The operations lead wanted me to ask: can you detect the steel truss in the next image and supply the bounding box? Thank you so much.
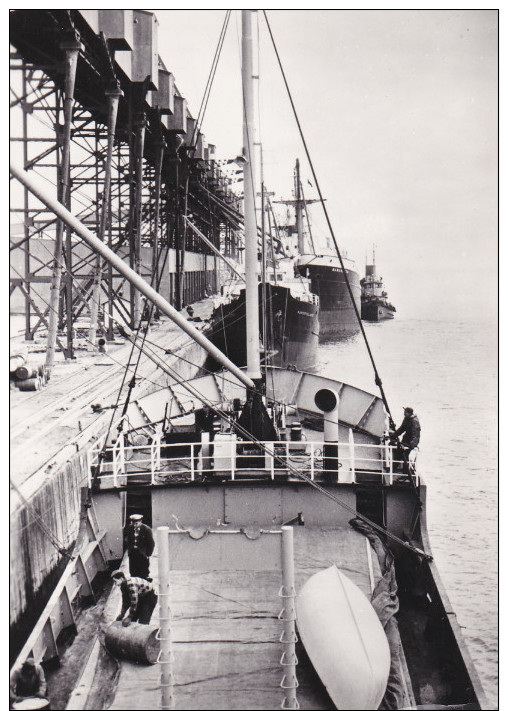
[10,10,243,365]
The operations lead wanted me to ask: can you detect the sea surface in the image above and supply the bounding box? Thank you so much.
[316,317,498,709]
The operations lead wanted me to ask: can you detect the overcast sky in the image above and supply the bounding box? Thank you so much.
[155,9,498,321]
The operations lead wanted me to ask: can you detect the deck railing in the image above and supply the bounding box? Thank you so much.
[88,435,418,489]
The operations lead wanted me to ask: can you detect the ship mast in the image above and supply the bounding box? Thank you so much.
[295,158,305,254]
[242,9,261,382]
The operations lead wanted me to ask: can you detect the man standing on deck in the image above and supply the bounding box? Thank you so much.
[111,571,158,626]
[392,407,420,472]
[123,514,155,581]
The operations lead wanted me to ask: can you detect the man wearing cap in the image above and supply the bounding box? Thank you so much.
[10,658,48,707]
[123,514,155,581]
[111,571,158,626]
[392,407,421,472]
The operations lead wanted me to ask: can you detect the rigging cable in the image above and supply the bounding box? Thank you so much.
[262,11,396,430]
[191,11,231,146]
[94,8,237,471]
[111,347,429,561]
[10,479,74,560]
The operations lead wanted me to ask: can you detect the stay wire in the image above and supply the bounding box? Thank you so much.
[122,329,406,473]
[262,11,395,430]
[10,478,73,559]
[118,349,428,561]
[192,11,231,146]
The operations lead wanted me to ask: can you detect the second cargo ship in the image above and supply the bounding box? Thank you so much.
[288,160,361,338]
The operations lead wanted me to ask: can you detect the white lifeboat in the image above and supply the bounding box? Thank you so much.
[296,565,390,710]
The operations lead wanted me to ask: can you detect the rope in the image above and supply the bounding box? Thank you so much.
[192,11,231,146]
[10,478,74,560]
[102,328,428,561]
[262,11,396,430]
[135,354,430,560]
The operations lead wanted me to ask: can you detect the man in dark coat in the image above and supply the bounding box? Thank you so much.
[123,513,155,580]
[394,407,421,450]
[10,658,48,707]
[111,570,158,626]
[392,407,421,473]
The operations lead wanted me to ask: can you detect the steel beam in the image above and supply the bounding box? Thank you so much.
[11,162,256,390]
[89,86,122,347]
[45,36,82,369]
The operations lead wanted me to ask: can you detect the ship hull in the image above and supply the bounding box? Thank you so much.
[296,263,361,338]
[209,284,319,371]
[361,300,396,322]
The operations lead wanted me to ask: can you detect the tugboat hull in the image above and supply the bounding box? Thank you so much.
[361,300,396,322]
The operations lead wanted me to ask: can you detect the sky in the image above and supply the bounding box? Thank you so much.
[153,9,498,321]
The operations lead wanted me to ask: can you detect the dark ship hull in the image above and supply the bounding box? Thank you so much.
[296,261,361,338]
[209,283,319,371]
[361,299,396,322]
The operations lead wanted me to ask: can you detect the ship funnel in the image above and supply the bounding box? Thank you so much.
[314,388,340,482]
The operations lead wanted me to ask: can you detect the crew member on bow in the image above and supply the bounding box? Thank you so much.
[111,570,158,626]
[392,406,421,472]
[123,513,155,581]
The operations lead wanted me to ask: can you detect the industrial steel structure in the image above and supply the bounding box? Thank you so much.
[10,9,243,366]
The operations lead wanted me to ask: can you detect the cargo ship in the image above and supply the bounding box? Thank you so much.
[9,10,488,711]
[361,250,396,321]
[289,160,361,338]
[208,262,319,372]
[11,155,488,710]
[297,252,361,337]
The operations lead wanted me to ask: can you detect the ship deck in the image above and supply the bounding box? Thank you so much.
[106,525,415,710]
[10,298,215,493]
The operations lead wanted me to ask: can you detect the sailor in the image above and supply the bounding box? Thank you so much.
[394,407,421,450]
[111,571,158,626]
[10,658,48,708]
[392,407,420,473]
[123,514,155,581]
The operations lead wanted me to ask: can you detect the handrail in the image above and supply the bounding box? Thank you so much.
[89,439,418,488]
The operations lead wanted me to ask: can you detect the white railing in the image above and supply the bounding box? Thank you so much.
[88,437,418,489]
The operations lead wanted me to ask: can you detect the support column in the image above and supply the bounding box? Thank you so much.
[21,62,32,341]
[130,114,146,326]
[156,526,174,710]
[89,85,123,347]
[45,35,81,369]
[280,526,298,710]
[150,135,166,319]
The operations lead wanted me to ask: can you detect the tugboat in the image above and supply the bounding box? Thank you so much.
[360,248,396,321]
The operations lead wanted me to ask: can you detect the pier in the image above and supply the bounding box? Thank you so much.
[10,8,242,664]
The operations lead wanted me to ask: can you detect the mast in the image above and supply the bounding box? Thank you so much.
[242,9,261,382]
[295,158,305,254]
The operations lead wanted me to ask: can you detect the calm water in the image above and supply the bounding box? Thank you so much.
[316,317,498,708]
